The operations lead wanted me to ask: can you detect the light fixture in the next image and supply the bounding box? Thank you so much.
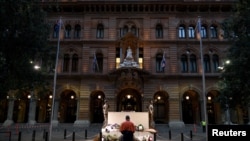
[207,96,211,101]
[34,65,40,70]
[98,95,101,99]
[49,95,52,99]
[28,95,31,99]
[185,96,189,100]
[71,95,74,99]
[157,96,161,100]
[127,95,131,99]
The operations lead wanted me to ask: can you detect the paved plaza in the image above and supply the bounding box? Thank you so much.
[0,123,206,141]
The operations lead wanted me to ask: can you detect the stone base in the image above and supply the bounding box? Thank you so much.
[51,120,59,127]
[28,120,37,125]
[3,120,14,127]
[74,120,90,127]
[169,121,185,130]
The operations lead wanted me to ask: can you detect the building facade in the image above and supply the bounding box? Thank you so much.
[2,0,249,126]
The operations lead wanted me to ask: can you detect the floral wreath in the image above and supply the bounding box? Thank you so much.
[136,124,144,131]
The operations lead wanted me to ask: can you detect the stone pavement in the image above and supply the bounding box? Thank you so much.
[0,123,206,141]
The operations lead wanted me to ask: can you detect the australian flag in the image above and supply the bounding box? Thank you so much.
[93,53,99,72]
[54,19,62,38]
[196,18,201,40]
[161,52,166,72]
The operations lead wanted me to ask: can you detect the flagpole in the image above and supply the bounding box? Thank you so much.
[198,16,208,141]
[49,17,61,141]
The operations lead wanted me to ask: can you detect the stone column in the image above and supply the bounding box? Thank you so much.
[51,99,59,126]
[3,98,15,126]
[28,95,37,125]
[224,104,232,124]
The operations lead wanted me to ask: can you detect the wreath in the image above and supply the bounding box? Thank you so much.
[136,124,144,131]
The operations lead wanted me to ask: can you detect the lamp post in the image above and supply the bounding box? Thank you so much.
[49,17,62,141]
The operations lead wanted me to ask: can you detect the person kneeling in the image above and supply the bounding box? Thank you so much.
[120,115,135,141]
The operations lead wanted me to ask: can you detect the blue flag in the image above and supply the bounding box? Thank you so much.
[93,53,99,72]
[161,52,166,71]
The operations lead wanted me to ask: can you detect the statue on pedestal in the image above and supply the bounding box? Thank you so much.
[120,46,139,68]
[148,100,155,128]
[103,99,109,128]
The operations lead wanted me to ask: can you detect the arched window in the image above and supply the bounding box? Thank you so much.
[53,24,59,38]
[181,54,188,72]
[72,54,78,72]
[131,25,137,36]
[200,25,207,38]
[96,24,104,39]
[65,24,71,39]
[212,54,219,72]
[74,24,81,39]
[204,54,211,72]
[156,53,165,73]
[178,25,186,38]
[190,54,197,73]
[210,25,218,38]
[93,53,103,73]
[123,25,129,36]
[156,24,163,38]
[63,54,70,72]
[188,26,195,39]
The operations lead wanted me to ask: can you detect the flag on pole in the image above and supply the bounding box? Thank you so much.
[93,53,99,72]
[196,18,201,40]
[161,52,166,72]
[54,19,62,38]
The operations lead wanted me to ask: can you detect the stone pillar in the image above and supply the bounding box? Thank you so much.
[224,104,232,124]
[51,99,59,126]
[3,99,15,126]
[28,96,37,125]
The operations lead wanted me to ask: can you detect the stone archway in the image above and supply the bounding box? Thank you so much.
[90,90,105,123]
[58,90,77,123]
[182,90,201,124]
[117,88,142,112]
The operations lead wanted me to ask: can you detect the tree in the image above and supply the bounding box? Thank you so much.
[218,0,250,108]
[0,0,52,98]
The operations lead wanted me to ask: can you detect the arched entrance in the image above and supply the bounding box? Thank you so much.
[59,90,77,123]
[207,90,221,124]
[153,91,169,123]
[13,92,29,123]
[90,91,105,123]
[117,88,142,112]
[182,90,201,124]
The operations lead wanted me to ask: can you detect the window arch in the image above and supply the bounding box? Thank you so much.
[210,25,218,38]
[72,54,79,72]
[74,24,81,39]
[212,54,219,72]
[188,26,195,39]
[178,25,186,38]
[93,53,103,73]
[204,54,211,72]
[63,54,70,72]
[131,25,137,36]
[122,25,129,36]
[181,54,188,72]
[53,24,59,38]
[190,54,197,73]
[200,25,207,38]
[65,24,71,39]
[156,24,163,39]
[156,53,165,73]
[96,24,104,39]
